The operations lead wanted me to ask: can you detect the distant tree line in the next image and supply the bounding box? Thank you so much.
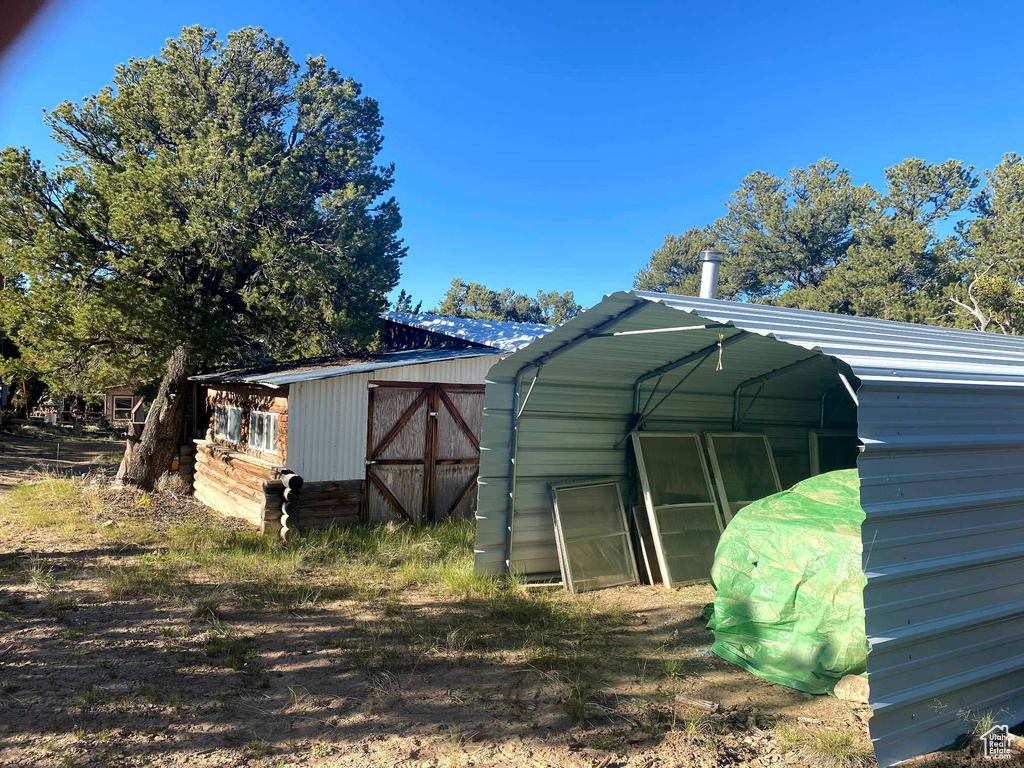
[394,279,581,325]
[634,156,1024,334]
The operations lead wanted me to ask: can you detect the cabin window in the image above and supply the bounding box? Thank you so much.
[214,405,242,443]
[112,396,134,421]
[248,410,279,454]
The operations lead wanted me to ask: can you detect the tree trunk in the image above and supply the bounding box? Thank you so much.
[114,423,145,484]
[117,346,196,491]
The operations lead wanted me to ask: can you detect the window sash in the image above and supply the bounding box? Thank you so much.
[214,405,242,443]
[112,396,134,421]
[248,410,278,453]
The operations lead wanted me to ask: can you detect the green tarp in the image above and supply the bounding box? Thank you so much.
[705,469,869,694]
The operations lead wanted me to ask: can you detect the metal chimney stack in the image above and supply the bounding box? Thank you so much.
[698,250,724,299]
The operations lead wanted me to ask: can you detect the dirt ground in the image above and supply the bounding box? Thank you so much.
[0,432,1010,767]
[0,425,123,489]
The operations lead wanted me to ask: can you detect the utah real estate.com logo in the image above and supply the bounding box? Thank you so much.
[979,725,1015,760]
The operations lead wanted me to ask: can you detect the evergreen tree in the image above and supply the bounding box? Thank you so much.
[0,27,405,488]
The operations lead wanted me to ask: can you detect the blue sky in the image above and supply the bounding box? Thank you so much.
[2,1,1021,310]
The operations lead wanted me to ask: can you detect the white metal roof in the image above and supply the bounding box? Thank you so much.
[190,348,498,388]
[382,311,553,352]
[494,290,1024,387]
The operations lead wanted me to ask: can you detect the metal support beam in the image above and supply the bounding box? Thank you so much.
[517,369,541,420]
[820,383,845,428]
[504,300,650,572]
[592,323,730,338]
[731,354,824,429]
[837,372,860,406]
[632,331,750,415]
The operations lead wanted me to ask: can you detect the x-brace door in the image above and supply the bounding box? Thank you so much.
[365,382,484,523]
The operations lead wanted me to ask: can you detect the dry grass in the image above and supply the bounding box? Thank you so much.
[776,722,875,767]
[0,473,888,768]
[0,476,626,673]
[1,475,505,609]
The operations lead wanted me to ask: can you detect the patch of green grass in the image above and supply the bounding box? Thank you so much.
[775,723,874,767]
[24,559,59,590]
[662,658,682,678]
[3,478,631,690]
[243,739,274,758]
[588,733,621,750]
[59,626,86,642]
[103,556,189,601]
[139,685,160,704]
[75,686,99,709]
[203,633,263,673]
[45,591,78,611]
[4,480,497,606]
[564,677,591,727]
[679,710,714,743]
[309,742,334,758]
[3,476,104,536]
[189,587,231,624]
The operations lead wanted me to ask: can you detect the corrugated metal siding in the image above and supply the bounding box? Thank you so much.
[288,354,500,482]
[857,383,1024,765]
[475,290,1024,767]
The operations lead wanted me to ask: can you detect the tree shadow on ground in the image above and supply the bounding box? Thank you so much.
[0,548,885,767]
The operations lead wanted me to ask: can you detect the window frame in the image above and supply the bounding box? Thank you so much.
[247,410,279,454]
[632,431,726,589]
[549,478,639,594]
[704,431,782,522]
[213,404,242,443]
[112,396,134,422]
[809,429,860,475]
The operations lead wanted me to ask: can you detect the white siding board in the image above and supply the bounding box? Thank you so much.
[287,355,500,482]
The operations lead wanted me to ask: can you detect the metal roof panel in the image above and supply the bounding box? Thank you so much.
[191,348,498,387]
[382,311,553,352]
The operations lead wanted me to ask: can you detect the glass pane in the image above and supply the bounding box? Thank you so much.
[250,414,262,448]
[637,435,712,505]
[818,435,860,473]
[774,452,805,490]
[555,484,625,541]
[729,501,748,518]
[711,435,779,501]
[564,535,635,591]
[228,408,241,442]
[654,504,721,584]
[553,482,636,592]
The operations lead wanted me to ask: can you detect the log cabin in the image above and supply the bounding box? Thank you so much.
[188,313,552,536]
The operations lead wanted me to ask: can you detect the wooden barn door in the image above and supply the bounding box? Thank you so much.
[365,382,484,524]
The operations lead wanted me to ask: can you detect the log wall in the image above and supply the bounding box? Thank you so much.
[176,443,196,489]
[295,480,363,528]
[192,440,363,535]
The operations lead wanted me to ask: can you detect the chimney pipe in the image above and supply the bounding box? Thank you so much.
[698,250,724,299]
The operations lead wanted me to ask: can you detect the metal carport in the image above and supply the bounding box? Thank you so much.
[473,290,1024,767]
